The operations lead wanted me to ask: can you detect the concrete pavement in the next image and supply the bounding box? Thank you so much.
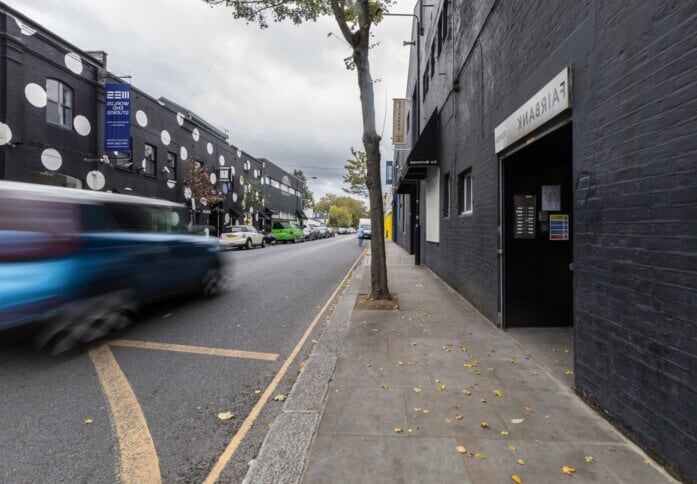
[245,241,676,483]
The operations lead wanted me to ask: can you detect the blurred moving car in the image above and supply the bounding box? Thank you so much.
[0,181,223,353]
[220,225,266,249]
[272,219,303,243]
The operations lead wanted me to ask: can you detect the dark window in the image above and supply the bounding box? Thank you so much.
[443,172,450,218]
[166,152,177,181]
[437,15,443,56]
[423,68,429,100]
[458,169,473,214]
[46,79,73,129]
[442,0,448,40]
[144,143,156,176]
[430,44,435,77]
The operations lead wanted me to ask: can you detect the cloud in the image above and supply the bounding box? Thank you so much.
[7,0,412,201]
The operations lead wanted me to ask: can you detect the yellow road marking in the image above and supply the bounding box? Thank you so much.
[107,339,279,361]
[89,344,161,484]
[203,252,363,483]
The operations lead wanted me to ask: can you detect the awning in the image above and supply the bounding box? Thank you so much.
[401,109,439,181]
[296,210,308,220]
[229,206,243,218]
[395,180,417,194]
[259,207,275,219]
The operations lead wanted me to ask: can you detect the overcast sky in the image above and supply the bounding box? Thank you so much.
[7,0,414,203]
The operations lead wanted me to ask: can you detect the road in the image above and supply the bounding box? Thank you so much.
[0,234,362,482]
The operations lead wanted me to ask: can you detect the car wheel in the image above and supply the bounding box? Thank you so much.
[261,238,266,248]
[202,267,222,297]
[245,238,253,249]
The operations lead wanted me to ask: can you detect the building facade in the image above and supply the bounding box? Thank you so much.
[0,2,303,231]
[393,1,696,480]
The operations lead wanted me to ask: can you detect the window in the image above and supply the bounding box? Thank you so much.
[46,79,73,129]
[144,143,156,176]
[437,16,443,56]
[271,179,280,189]
[280,184,289,193]
[459,169,473,214]
[423,68,429,100]
[430,44,435,78]
[166,152,177,181]
[442,172,450,218]
[442,0,448,40]
[425,168,440,242]
[31,171,82,189]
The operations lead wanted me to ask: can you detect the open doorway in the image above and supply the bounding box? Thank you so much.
[502,124,573,328]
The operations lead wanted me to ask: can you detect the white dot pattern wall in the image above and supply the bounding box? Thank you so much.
[73,115,91,136]
[24,83,47,108]
[136,110,148,127]
[64,53,83,75]
[41,148,62,171]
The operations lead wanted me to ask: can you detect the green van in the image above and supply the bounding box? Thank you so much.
[271,219,304,243]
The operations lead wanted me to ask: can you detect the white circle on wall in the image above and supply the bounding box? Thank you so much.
[161,130,171,146]
[192,128,200,142]
[172,212,180,226]
[180,146,188,161]
[240,175,245,185]
[232,192,238,202]
[73,115,91,136]
[249,206,254,214]
[231,166,236,176]
[64,52,83,75]
[219,155,225,166]
[184,187,192,199]
[225,213,230,224]
[0,122,12,145]
[207,142,213,155]
[236,149,241,158]
[25,83,47,108]
[176,112,185,126]
[13,17,36,36]
[41,148,62,171]
[86,170,106,190]
[167,180,176,189]
[135,110,148,127]
[210,173,217,184]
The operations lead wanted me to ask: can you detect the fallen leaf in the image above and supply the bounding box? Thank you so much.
[411,342,417,346]
[273,394,286,401]
[512,475,523,484]
[501,430,510,436]
[463,389,472,396]
[532,372,539,376]
[608,446,616,452]
[407,428,413,433]
[511,418,525,424]
[564,348,571,353]
[480,421,489,429]
[494,390,503,397]
[397,361,404,366]
[84,418,93,425]
[436,385,447,392]
[456,445,467,454]
[381,384,388,389]
[413,387,422,393]
[509,357,517,364]
[643,458,650,465]
[454,415,463,421]
[480,399,487,403]
[562,465,575,475]
[508,444,517,452]
[445,418,452,423]
[394,428,403,433]
[434,379,441,383]
[565,370,574,375]
[584,456,593,463]
[217,412,235,421]
[475,452,486,459]
[422,409,429,414]
[372,328,379,332]
[517,459,525,465]
[460,347,467,352]
[524,406,534,413]
[254,390,261,395]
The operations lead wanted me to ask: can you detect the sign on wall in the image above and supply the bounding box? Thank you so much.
[392,99,408,144]
[549,214,569,240]
[105,84,131,151]
[494,68,571,153]
[385,160,393,185]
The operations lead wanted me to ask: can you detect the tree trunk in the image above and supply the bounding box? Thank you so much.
[354,27,390,300]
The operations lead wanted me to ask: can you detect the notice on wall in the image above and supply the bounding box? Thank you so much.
[514,194,536,239]
[392,99,408,144]
[549,214,569,240]
[105,83,131,151]
[541,185,561,211]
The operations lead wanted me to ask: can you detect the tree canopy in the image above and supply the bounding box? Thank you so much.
[342,147,368,197]
[328,205,353,227]
[292,169,315,209]
[315,194,367,227]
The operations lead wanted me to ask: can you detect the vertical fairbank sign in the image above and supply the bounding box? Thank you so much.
[392,99,408,145]
[105,84,131,152]
[494,68,571,153]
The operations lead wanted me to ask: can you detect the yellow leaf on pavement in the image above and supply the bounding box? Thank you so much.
[517,459,525,465]
[475,452,486,459]
[565,370,574,375]
[381,384,388,389]
[273,394,286,401]
[494,390,503,397]
[512,475,523,484]
[394,428,403,433]
[643,458,650,464]
[508,444,516,452]
[84,418,93,424]
[454,415,463,421]
[217,412,235,421]
[463,389,472,396]
[562,465,575,475]
[413,387,422,393]
[584,456,593,463]
[254,390,261,394]
[481,421,489,429]
[501,430,510,436]
[456,445,467,454]
[422,409,429,414]
[436,385,447,392]
[524,406,534,413]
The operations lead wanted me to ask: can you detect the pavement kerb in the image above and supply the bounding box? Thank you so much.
[242,251,367,484]
[419,262,679,483]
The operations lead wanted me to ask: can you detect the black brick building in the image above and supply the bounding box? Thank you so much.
[0,2,303,231]
[393,0,696,480]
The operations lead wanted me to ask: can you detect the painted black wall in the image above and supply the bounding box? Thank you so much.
[397,0,697,479]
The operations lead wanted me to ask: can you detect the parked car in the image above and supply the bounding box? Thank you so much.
[338,227,347,234]
[317,226,330,239]
[220,225,266,249]
[359,218,372,239]
[262,231,276,246]
[271,220,303,243]
[0,181,223,354]
[303,227,316,241]
[348,227,356,234]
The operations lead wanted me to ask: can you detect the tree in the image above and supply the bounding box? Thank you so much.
[328,205,352,227]
[314,193,338,213]
[204,0,392,300]
[292,169,315,209]
[342,147,368,197]
[315,194,367,227]
[183,158,225,224]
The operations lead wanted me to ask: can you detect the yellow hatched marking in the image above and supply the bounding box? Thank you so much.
[89,344,161,484]
[107,339,279,361]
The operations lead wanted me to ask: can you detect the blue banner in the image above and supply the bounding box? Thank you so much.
[105,84,131,151]
[385,160,393,185]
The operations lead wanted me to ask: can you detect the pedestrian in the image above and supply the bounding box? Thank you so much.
[357,227,364,247]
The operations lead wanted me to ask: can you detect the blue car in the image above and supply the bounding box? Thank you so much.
[0,181,223,353]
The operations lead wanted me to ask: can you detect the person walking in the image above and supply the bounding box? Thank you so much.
[357,227,365,247]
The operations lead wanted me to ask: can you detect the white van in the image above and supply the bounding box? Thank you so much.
[358,218,372,239]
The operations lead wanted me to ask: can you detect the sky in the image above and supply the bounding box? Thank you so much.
[6,0,414,203]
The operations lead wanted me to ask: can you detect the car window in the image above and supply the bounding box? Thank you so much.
[224,226,244,233]
[248,227,257,233]
[273,221,290,229]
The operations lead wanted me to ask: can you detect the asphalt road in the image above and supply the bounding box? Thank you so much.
[0,234,362,482]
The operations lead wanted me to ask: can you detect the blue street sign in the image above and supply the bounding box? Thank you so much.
[105,84,131,152]
[386,160,393,185]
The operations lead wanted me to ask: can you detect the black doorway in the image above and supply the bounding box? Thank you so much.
[503,124,573,327]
